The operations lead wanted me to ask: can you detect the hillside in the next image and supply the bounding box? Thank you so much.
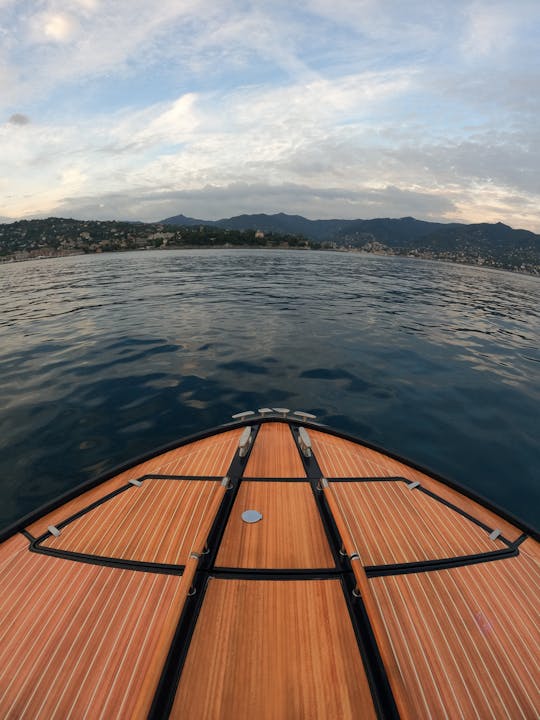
[162,212,540,274]
[0,214,538,275]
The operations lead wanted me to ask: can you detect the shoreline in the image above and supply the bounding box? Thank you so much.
[0,244,538,278]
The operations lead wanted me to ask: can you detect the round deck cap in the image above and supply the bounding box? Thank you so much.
[241,509,263,523]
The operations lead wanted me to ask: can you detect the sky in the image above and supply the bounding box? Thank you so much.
[1,0,539,230]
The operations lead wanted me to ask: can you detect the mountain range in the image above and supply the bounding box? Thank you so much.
[1,213,538,275]
[161,212,540,272]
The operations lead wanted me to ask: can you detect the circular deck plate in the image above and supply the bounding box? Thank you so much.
[241,510,263,523]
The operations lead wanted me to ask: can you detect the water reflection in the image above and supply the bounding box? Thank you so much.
[0,250,538,529]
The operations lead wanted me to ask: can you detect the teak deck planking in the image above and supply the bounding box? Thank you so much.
[310,429,523,542]
[171,578,377,719]
[330,479,505,566]
[215,481,334,568]
[41,478,220,565]
[1,419,537,719]
[243,422,306,477]
[26,428,242,538]
[370,555,540,719]
[0,534,186,720]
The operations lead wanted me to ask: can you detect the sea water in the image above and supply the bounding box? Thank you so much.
[0,249,538,529]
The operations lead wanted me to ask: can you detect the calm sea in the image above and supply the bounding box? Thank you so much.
[1,249,538,530]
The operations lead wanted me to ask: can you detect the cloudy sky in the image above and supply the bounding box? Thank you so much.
[1,0,539,230]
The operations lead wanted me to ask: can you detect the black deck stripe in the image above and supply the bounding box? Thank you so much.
[365,545,520,577]
[238,476,310,482]
[290,422,400,720]
[210,567,341,579]
[28,543,186,575]
[34,483,134,539]
[416,485,513,545]
[147,424,261,720]
[147,572,210,720]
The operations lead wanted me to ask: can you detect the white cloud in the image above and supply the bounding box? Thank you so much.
[0,1,539,231]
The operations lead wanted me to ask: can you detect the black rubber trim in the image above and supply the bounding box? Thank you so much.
[292,424,399,719]
[35,483,134,537]
[201,424,261,570]
[341,572,400,720]
[28,474,231,574]
[326,476,411,482]
[29,543,186,575]
[289,418,539,540]
[147,424,261,718]
[326,475,513,547]
[239,476,309,482]
[211,567,341,580]
[416,484,513,546]
[147,572,210,720]
[289,424,343,568]
[138,474,224,481]
[365,545,521,577]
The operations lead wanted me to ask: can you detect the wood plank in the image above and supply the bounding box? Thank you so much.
[171,578,377,719]
[27,428,242,537]
[244,423,306,477]
[331,480,505,566]
[215,481,334,568]
[0,549,187,719]
[370,555,540,719]
[41,479,220,565]
[310,430,523,541]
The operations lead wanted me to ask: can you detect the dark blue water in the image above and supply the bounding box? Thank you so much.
[1,250,538,530]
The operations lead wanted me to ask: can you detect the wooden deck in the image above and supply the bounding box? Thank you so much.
[244,423,306,477]
[330,479,506,566]
[27,428,242,538]
[171,578,377,719]
[1,418,538,719]
[41,478,220,565]
[370,555,540,718]
[0,534,186,720]
[215,481,334,568]
[310,429,524,542]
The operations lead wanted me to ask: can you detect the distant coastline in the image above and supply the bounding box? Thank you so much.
[1,216,538,276]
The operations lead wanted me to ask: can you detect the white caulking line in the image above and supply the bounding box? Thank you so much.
[172,483,213,565]
[401,485,453,559]
[489,558,540,650]
[376,482,428,563]
[0,553,70,648]
[67,488,133,554]
[460,563,539,707]
[64,570,148,718]
[0,556,90,674]
[95,573,166,720]
[158,480,194,563]
[377,577,438,719]
[122,479,172,560]
[335,485,377,565]
[432,567,521,717]
[98,482,156,558]
[389,574,451,719]
[111,577,182,719]
[3,561,105,715]
[35,567,136,718]
[409,571,485,719]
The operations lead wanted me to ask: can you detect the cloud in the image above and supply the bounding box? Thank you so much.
[0,1,539,232]
[8,113,30,125]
